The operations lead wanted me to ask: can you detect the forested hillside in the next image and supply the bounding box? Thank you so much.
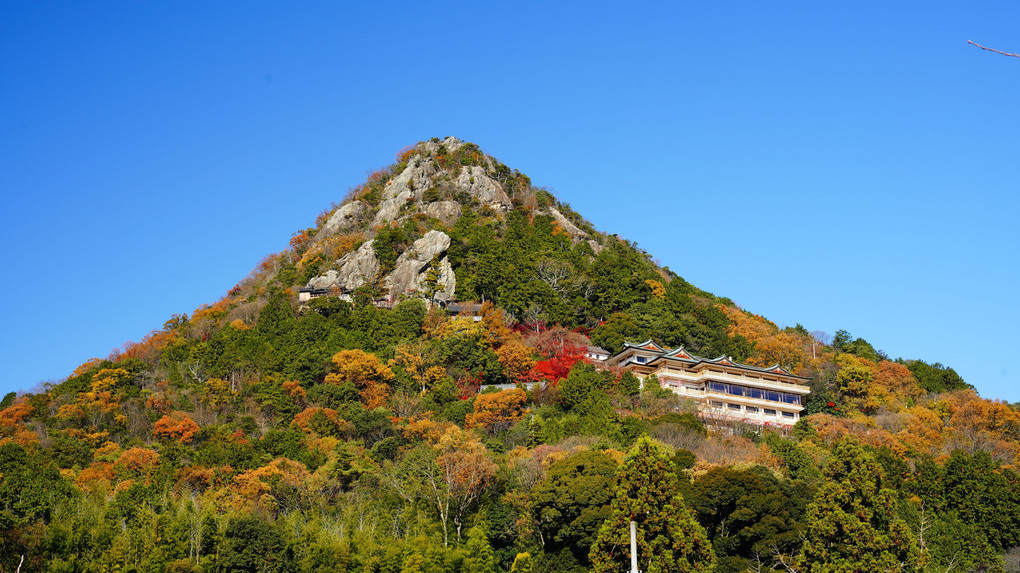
[2,138,1018,572]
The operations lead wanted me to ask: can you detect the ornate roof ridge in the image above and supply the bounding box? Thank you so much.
[621,339,665,351]
[620,341,810,380]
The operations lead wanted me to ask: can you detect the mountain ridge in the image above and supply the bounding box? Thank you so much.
[4,136,1015,573]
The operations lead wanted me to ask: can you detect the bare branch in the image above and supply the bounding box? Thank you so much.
[772,544,801,573]
[968,40,1020,58]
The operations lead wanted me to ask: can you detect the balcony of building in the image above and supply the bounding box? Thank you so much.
[651,367,810,395]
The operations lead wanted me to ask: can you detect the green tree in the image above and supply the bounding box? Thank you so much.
[619,371,641,397]
[511,552,534,573]
[941,449,1020,551]
[687,465,808,573]
[532,450,618,565]
[0,444,74,571]
[904,360,969,393]
[590,312,642,354]
[589,437,715,573]
[558,362,608,412]
[463,523,496,573]
[217,516,289,573]
[798,438,918,572]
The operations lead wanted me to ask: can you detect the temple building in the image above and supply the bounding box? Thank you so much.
[606,340,811,428]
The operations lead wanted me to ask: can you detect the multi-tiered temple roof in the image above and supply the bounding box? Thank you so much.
[608,340,811,428]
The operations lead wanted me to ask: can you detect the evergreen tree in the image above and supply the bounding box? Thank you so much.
[511,552,534,573]
[402,552,425,573]
[798,437,918,572]
[589,437,715,573]
[463,523,496,573]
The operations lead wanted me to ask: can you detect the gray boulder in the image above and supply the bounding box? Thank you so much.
[456,166,511,210]
[322,201,370,236]
[372,189,414,226]
[423,201,462,226]
[386,230,456,299]
[308,240,379,291]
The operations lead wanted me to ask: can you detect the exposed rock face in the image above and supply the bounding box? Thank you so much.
[323,201,370,235]
[456,166,511,210]
[372,189,413,226]
[547,207,588,243]
[306,138,611,301]
[307,270,339,290]
[308,240,379,291]
[391,156,440,203]
[423,201,462,226]
[372,149,439,224]
[386,230,456,299]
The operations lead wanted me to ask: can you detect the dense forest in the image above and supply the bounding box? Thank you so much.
[2,138,1018,572]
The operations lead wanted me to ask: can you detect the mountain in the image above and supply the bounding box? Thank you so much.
[0,138,1015,573]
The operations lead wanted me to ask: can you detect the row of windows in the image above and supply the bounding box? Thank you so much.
[709,401,797,419]
[707,382,801,405]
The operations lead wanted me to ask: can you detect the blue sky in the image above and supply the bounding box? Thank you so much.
[2,1,1018,401]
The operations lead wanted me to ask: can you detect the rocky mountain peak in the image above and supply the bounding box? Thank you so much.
[300,138,603,303]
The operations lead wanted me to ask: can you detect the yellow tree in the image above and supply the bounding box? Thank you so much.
[479,301,512,348]
[393,341,448,394]
[81,368,130,426]
[438,427,499,543]
[465,389,528,435]
[201,378,233,410]
[496,339,535,383]
[325,349,396,409]
[381,426,497,546]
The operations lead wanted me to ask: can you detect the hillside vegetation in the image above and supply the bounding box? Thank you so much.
[2,138,1018,572]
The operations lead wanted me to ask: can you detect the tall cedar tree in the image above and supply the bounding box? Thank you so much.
[589,437,715,573]
[798,437,919,572]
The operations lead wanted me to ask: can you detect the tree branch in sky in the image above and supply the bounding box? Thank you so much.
[968,40,1020,58]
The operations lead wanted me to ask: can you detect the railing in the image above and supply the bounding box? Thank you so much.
[702,391,802,409]
[652,367,810,394]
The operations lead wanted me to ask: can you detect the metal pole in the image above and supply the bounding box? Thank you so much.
[630,520,639,573]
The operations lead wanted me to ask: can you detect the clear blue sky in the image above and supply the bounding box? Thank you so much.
[2,2,1018,402]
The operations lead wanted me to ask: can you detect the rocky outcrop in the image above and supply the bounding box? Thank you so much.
[547,207,588,243]
[456,166,511,210]
[386,230,456,299]
[360,138,510,226]
[304,138,615,301]
[323,201,370,235]
[308,240,379,291]
[391,156,440,203]
[372,189,413,226]
[423,201,462,226]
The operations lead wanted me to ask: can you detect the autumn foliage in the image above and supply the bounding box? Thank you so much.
[292,407,352,437]
[325,349,395,408]
[5,139,1019,573]
[465,389,528,435]
[115,447,161,476]
[153,411,200,443]
[0,396,37,447]
[720,305,809,370]
[530,343,587,385]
